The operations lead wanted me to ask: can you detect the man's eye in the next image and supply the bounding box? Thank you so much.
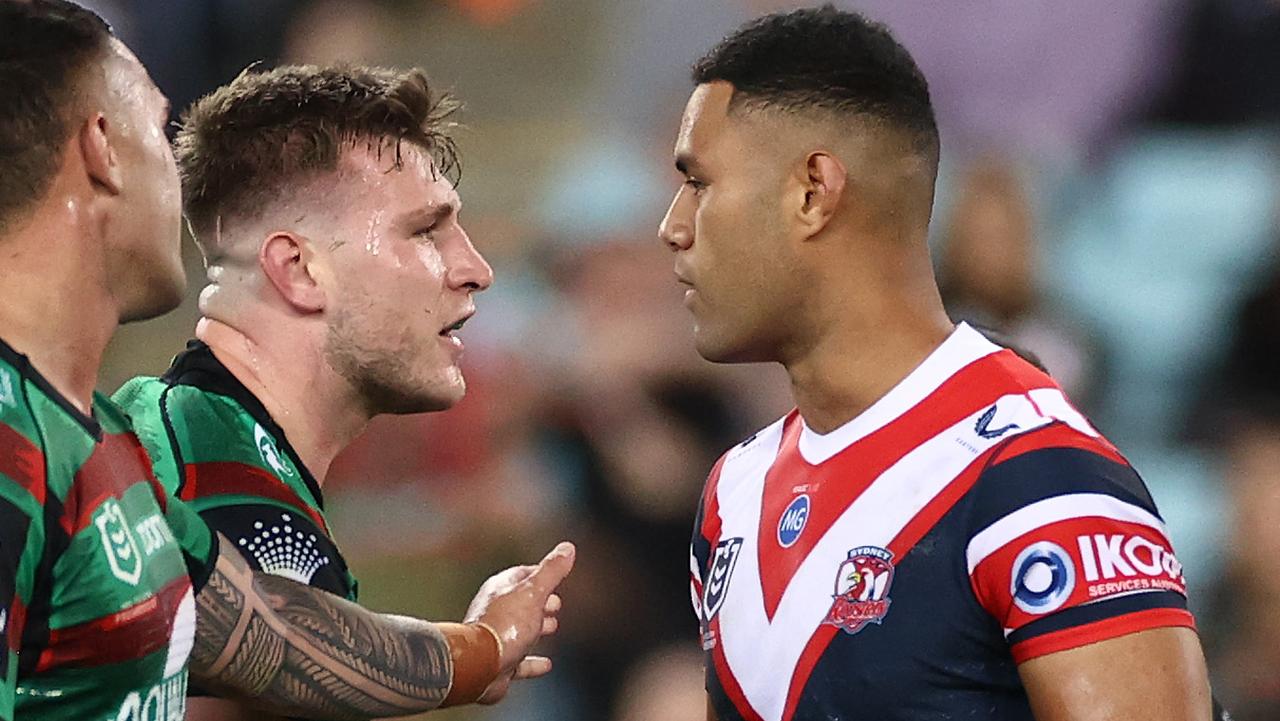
[414,226,437,238]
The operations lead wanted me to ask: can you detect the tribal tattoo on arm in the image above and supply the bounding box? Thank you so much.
[189,535,454,720]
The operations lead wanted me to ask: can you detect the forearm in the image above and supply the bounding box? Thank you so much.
[189,539,458,720]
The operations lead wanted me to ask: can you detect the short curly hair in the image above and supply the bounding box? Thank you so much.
[0,0,112,232]
[175,64,461,250]
[693,4,938,162]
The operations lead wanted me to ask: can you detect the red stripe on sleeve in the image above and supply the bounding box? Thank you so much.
[0,423,45,505]
[181,461,330,534]
[1010,607,1196,663]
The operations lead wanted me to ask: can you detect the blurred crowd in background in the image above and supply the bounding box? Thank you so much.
[78,0,1280,719]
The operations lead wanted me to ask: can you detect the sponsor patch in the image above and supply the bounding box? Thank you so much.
[1010,541,1075,615]
[777,494,810,548]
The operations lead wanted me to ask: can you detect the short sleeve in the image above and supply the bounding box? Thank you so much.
[156,491,217,593]
[964,436,1194,663]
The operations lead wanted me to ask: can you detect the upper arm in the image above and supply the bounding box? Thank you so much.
[1018,626,1211,721]
[965,441,1194,663]
[0,419,44,721]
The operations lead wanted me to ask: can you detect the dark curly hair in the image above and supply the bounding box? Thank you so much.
[175,64,461,252]
[693,4,938,161]
[0,0,112,232]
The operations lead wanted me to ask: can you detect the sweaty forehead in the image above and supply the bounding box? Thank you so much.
[333,142,457,204]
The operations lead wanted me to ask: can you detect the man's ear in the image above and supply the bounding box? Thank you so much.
[797,151,847,237]
[79,113,123,195]
[260,231,326,313]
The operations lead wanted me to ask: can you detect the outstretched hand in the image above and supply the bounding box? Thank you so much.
[462,542,576,704]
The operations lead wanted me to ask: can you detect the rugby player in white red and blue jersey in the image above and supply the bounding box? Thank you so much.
[661,7,1218,721]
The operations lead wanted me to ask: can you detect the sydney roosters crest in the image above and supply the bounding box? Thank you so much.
[823,546,895,634]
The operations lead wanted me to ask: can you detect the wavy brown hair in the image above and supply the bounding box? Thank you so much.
[175,64,460,252]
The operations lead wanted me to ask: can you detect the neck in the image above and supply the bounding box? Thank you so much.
[784,245,954,435]
[196,316,370,482]
[0,199,117,414]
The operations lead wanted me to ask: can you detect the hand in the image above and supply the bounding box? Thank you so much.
[462,542,575,704]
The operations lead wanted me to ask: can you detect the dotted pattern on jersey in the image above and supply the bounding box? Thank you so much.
[236,512,331,584]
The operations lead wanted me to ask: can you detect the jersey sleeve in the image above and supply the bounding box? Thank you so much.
[0,421,45,721]
[964,428,1194,663]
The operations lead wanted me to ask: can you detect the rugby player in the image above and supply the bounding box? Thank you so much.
[110,61,510,721]
[0,2,569,719]
[662,7,1216,721]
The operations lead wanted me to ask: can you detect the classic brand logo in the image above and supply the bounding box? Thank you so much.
[254,423,294,478]
[974,403,1020,439]
[95,499,142,586]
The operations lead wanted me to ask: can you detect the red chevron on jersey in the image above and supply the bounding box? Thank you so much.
[696,323,1120,721]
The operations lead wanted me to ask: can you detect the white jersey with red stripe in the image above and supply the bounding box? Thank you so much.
[689,323,1194,721]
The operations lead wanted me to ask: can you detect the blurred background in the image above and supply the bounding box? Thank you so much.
[85,0,1279,718]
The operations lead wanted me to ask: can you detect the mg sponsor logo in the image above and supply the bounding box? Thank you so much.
[95,499,142,586]
[1077,534,1185,598]
[777,494,810,548]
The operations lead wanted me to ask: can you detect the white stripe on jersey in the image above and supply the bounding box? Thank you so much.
[1027,388,1100,438]
[715,393,1057,721]
[796,323,1002,465]
[965,493,1168,574]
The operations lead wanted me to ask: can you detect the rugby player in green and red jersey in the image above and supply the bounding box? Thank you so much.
[0,2,571,719]
[111,61,508,721]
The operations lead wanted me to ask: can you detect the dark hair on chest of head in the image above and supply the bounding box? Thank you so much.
[0,0,112,233]
[692,4,938,161]
[175,64,460,247]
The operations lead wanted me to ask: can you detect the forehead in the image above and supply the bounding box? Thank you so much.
[675,82,735,160]
[334,141,458,206]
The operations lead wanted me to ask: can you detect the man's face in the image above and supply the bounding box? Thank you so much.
[101,39,185,322]
[659,82,803,364]
[320,142,493,415]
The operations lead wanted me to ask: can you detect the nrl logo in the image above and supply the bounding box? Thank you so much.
[254,423,294,478]
[95,499,142,586]
[702,537,744,622]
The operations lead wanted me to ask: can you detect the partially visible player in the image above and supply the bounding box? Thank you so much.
[0,2,569,720]
[662,7,1214,721]
[110,63,501,721]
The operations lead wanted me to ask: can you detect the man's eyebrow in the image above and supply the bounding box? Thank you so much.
[393,202,457,228]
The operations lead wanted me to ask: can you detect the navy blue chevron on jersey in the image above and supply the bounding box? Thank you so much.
[688,323,1194,721]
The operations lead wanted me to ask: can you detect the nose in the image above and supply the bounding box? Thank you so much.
[447,227,494,292]
[659,186,694,252]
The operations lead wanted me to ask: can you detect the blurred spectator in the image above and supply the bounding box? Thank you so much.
[939,157,1101,407]
[1152,0,1280,126]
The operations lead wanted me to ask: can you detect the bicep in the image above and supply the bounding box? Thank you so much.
[1018,626,1211,721]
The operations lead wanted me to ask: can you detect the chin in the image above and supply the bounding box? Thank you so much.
[119,276,187,323]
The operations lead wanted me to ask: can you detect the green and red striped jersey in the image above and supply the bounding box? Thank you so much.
[114,341,357,604]
[0,338,215,721]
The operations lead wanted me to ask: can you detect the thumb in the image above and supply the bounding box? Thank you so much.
[528,542,575,593]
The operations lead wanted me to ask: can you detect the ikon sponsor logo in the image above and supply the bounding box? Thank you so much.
[1076,534,1184,584]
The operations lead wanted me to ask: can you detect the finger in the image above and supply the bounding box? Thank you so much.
[528,542,575,593]
[542,615,559,635]
[544,594,562,615]
[513,656,552,679]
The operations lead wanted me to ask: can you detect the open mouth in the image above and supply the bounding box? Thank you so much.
[440,313,472,337]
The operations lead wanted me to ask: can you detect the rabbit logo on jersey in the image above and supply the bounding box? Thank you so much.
[823,546,895,634]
